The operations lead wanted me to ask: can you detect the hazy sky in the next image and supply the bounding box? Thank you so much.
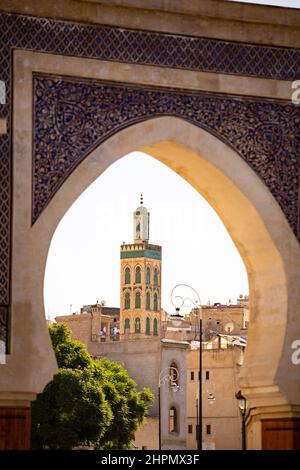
[230,0,299,7]
[44,152,249,318]
[44,0,300,318]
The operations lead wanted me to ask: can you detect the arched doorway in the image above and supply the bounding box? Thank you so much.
[8,117,300,449]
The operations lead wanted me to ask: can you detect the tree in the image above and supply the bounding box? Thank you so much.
[31,369,112,449]
[31,323,154,449]
[93,359,154,450]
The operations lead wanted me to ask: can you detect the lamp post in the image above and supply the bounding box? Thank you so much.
[170,284,202,451]
[235,390,247,450]
[158,366,179,450]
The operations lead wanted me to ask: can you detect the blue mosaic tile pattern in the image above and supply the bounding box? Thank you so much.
[0,11,300,345]
[33,75,300,232]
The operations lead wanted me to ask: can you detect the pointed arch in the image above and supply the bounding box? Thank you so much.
[135,317,141,333]
[146,266,151,284]
[135,290,141,309]
[146,317,151,335]
[154,267,159,286]
[154,292,158,311]
[125,266,131,285]
[153,318,158,336]
[124,291,131,310]
[124,318,130,331]
[135,265,142,284]
[146,291,151,310]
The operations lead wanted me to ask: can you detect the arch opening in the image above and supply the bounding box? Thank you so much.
[10,116,300,450]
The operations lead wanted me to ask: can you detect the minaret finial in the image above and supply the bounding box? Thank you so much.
[140,193,143,205]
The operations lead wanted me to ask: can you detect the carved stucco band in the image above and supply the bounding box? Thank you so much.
[0,12,300,347]
[33,74,300,233]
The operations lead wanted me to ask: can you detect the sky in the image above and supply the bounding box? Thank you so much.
[44,152,249,319]
[230,0,300,7]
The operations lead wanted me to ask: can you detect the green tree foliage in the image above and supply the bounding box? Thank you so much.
[93,359,154,449]
[31,369,112,449]
[31,323,154,449]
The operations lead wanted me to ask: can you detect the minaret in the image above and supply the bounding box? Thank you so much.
[120,196,162,338]
[133,194,150,243]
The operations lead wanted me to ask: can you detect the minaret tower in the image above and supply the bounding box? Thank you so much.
[120,195,162,338]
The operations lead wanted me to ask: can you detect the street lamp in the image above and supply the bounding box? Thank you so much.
[158,366,179,450]
[235,390,247,450]
[170,284,202,451]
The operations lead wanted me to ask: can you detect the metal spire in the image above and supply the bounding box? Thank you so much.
[140,193,143,205]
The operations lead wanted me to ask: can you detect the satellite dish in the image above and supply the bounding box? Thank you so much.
[224,322,234,333]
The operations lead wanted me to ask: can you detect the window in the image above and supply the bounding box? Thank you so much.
[188,424,193,434]
[135,317,141,333]
[154,267,158,286]
[146,317,150,335]
[153,318,158,336]
[125,267,131,285]
[190,371,194,381]
[154,292,158,311]
[146,291,151,310]
[124,292,130,309]
[206,371,210,380]
[198,371,201,381]
[124,318,130,331]
[206,424,211,435]
[169,362,179,387]
[169,407,178,433]
[146,266,151,284]
[135,266,141,284]
[135,291,141,308]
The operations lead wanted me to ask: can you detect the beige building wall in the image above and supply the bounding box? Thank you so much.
[186,348,242,450]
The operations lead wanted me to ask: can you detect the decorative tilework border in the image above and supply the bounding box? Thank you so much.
[33,74,300,232]
[0,11,300,347]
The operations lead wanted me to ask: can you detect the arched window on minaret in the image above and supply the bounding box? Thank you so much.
[124,292,130,310]
[146,266,151,284]
[135,291,141,309]
[154,267,159,286]
[146,317,150,335]
[146,291,151,310]
[135,266,141,284]
[124,318,130,331]
[154,292,158,311]
[135,317,141,333]
[153,318,158,336]
[125,267,131,285]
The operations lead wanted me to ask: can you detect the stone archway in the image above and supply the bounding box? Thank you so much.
[1,3,300,450]
[7,115,300,450]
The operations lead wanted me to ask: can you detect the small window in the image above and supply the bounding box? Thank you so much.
[146,317,150,335]
[146,266,151,284]
[169,407,178,433]
[188,424,193,434]
[170,362,179,387]
[154,267,159,286]
[124,292,130,310]
[135,291,141,308]
[153,292,158,311]
[153,318,158,335]
[198,371,201,381]
[206,371,210,380]
[125,267,131,285]
[190,371,194,381]
[206,424,211,435]
[146,291,151,310]
[135,317,141,333]
[135,266,141,284]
